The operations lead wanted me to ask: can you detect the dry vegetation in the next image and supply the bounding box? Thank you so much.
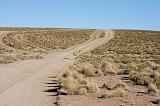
[64,29,160,104]
[0,44,13,54]
[92,30,160,55]
[0,54,42,64]
[2,29,94,51]
[58,66,99,95]
[0,28,95,63]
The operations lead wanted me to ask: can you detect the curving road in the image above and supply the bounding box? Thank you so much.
[0,29,114,106]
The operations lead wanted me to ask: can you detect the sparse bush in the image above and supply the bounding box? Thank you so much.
[102,82,129,91]
[107,88,126,98]
[119,63,137,75]
[100,88,126,98]
[119,54,133,64]
[88,81,100,93]
[112,83,129,91]
[79,63,99,77]
[137,61,154,70]
[152,76,160,88]
[101,60,117,75]
[129,73,152,86]
[152,55,160,64]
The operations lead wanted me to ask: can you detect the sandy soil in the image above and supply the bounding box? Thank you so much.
[0,29,114,106]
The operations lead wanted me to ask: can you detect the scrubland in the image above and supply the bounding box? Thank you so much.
[0,28,94,63]
[58,29,160,106]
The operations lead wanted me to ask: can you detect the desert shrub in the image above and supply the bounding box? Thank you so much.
[102,82,129,91]
[58,69,99,95]
[101,60,117,75]
[152,76,160,88]
[100,88,126,98]
[119,54,133,64]
[77,87,87,95]
[79,63,103,77]
[66,77,79,95]
[112,83,129,91]
[129,71,160,87]
[107,88,126,98]
[119,64,137,75]
[137,61,154,70]
[129,73,152,86]
[152,55,160,64]
[88,81,100,93]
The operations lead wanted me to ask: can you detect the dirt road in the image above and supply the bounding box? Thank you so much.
[0,29,114,106]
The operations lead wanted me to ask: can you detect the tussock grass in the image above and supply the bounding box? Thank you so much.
[72,29,160,98]
[58,69,99,95]
[102,82,129,91]
[77,87,87,95]
[107,88,126,98]
[137,61,154,70]
[129,73,152,86]
[78,62,103,77]
[100,88,126,98]
[112,83,129,91]
[129,71,160,88]
[101,59,117,75]
[88,81,100,93]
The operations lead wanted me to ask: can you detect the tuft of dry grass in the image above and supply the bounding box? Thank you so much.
[58,69,99,95]
[129,73,152,86]
[101,60,117,75]
[147,83,159,96]
[79,63,102,77]
[88,81,100,93]
[102,82,129,91]
[112,83,129,91]
[77,87,87,95]
[107,88,126,98]
[100,88,126,98]
[137,61,154,70]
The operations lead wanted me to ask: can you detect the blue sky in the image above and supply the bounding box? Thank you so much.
[0,0,160,30]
